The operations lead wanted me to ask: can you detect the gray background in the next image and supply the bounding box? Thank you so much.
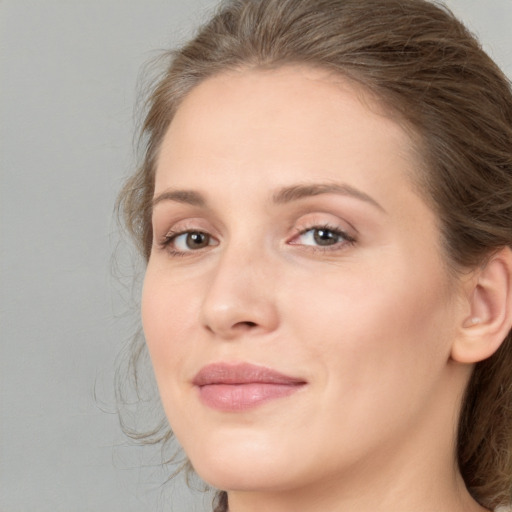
[1,1,511,511]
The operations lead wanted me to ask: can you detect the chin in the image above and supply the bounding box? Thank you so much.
[193,460,295,493]
[184,433,302,492]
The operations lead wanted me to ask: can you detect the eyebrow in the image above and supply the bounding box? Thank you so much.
[151,182,385,212]
[152,189,206,209]
[272,183,385,211]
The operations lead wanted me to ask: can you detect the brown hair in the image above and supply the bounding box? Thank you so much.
[117,0,512,510]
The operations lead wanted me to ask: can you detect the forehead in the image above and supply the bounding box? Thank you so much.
[155,65,419,198]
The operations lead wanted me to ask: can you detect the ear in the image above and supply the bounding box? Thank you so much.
[451,247,512,364]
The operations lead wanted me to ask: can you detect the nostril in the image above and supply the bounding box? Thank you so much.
[239,321,257,328]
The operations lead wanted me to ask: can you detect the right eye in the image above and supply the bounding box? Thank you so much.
[162,230,218,255]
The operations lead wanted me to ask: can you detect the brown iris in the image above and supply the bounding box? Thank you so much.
[313,228,340,246]
[185,232,210,249]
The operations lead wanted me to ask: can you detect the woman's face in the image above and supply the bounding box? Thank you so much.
[143,67,468,496]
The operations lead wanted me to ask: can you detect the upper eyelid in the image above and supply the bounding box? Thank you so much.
[154,213,357,242]
[156,217,216,235]
[290,225,355,242]
[161,226,217,242]
[151,194,361,225]
[292,214,357,236]
[152,210,224,236]
[164,227,216,239]
[172,230,218,246]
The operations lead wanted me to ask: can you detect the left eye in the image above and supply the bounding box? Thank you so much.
[172,231,216,251]
[293,227,352,247]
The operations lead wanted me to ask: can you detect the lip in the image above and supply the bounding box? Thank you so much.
[192,362,307,412]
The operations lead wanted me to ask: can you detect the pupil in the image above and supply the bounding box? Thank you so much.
[186,232,209,249]
[313,229,338,246]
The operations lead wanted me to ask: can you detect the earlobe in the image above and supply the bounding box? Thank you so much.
[451,247,512,364]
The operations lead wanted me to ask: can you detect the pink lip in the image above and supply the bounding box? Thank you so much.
[193,363,306,412]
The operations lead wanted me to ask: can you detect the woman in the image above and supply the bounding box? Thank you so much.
[117,0,512,511]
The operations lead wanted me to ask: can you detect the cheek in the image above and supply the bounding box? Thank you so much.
[276,261,456,465]
[286,254,455,399]
[140,269,206,435]
[141,274,167,357]
[141,271,196,380]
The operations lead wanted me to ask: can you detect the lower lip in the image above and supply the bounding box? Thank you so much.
[197,382,304,412]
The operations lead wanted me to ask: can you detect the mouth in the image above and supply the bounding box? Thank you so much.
[192,362,307,412]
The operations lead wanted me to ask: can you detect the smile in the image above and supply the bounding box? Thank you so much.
[192,362,307,412]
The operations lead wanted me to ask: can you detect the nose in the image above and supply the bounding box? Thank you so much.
[199,243,279,340]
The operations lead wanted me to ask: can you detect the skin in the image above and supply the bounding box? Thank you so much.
[142,66,489,512]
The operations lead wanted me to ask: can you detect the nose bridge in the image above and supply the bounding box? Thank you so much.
[200,233,278,338]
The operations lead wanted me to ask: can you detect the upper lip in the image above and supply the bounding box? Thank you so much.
[192,362,306,386]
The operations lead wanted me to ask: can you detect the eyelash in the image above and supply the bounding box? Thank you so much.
[292,223,356,250]
[158,224,356,257]
[158,229,215,257]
